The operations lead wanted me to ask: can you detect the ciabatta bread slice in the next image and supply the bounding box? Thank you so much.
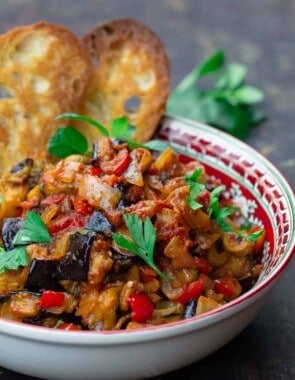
[77,18,170,143]
[0,21,93,172]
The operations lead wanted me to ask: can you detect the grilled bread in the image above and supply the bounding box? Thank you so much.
[76,18,170,143]
[0,21,93,173]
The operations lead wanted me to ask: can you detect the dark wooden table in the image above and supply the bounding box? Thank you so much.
[0,1,294,379]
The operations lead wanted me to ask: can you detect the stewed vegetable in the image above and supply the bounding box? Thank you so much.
[0,135,265,331]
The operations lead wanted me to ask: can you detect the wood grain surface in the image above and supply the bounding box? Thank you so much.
[0,1,294,380]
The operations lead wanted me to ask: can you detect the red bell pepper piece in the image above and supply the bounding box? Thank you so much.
[195,257,212,274]
[57,322,81,331]
[175,278,204,305]
[113,149,131,176]
[100,148,131,176]
[128,292,154,323]
[88,166,102,176]
[40,291,65,309]
[71,196,94,216]
[197,189,210,208]
[214,278,241,298]
[48,214,85,234]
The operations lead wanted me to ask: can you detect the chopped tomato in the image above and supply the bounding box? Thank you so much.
[40,291,65,309]
[214,278,242,298]
[195,257,212,274]
[57,322,81,331]
[175,278,204,305]
[48,214,85,233]
[128,292,154,323]
[20,197,39,214]
[88,166,102,176]
[71,196,94,215]
[41,193,66,207]
[197,189,210,208]
[100,148,131,176]
[113,149,131,176]
[139,266,157,282]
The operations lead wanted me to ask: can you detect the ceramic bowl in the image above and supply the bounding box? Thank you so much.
[0,116,294,380]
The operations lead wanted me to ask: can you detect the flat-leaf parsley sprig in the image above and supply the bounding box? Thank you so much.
[167,50,266,139]
[13,211,52,246]
[48,113,168,158]
[0,211,51,274]
[0,247,29,274]
[185,168,206,210]
[112,213,168,280]
[185,175,264,242]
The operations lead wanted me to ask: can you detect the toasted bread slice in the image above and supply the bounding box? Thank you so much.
[76,18,170,143]
[0,21,93,173]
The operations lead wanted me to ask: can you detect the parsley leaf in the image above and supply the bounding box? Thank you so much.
[112,214,168,280]
[48,126,88,158]
[0,246,29,274]
[185,168,205,210]
[208,186,234,231]
[55,113,109,136]
[248,229,264,242]
[110,117,136,140]
[167,50,266,139]
[49,113,169,158]
[12,211,51,246]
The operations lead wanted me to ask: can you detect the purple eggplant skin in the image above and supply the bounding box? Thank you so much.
[25,259,61,291]
[86,211,113,235]
[182,299,197,319]
[1,218,23,251]
[10,158,33,174]
[54,231,96,281]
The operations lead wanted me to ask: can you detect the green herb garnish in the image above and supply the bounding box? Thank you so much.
[48,126,89,158]
[167,50,266,139]
[185,168,205,210]
[0,246,29,274]
[55,113,109,136]
[112,214,168,280]
[247,229,264,242]
[48,113,168,158]
[208,186,235,232]
[110,117,136,140]
[12,211,51,246]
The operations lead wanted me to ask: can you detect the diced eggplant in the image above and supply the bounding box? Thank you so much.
[24,311,84,328]
[25,259,60,291]
[86,211,113,235]
[55,232,96,281]
[10,158,33,174]
[110,248,137,274]
[182,299,197,319]
[115,183,144,209]
[1,218,23,250]
[0,290,41,302]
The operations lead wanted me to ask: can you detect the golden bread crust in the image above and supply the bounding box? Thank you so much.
[0,21,93,173]
[77,18,170,143]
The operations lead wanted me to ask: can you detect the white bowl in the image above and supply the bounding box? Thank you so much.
[0,116,294,380]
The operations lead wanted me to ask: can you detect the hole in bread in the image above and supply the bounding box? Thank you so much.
[0,85,13,99]
[124,96,141,113]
